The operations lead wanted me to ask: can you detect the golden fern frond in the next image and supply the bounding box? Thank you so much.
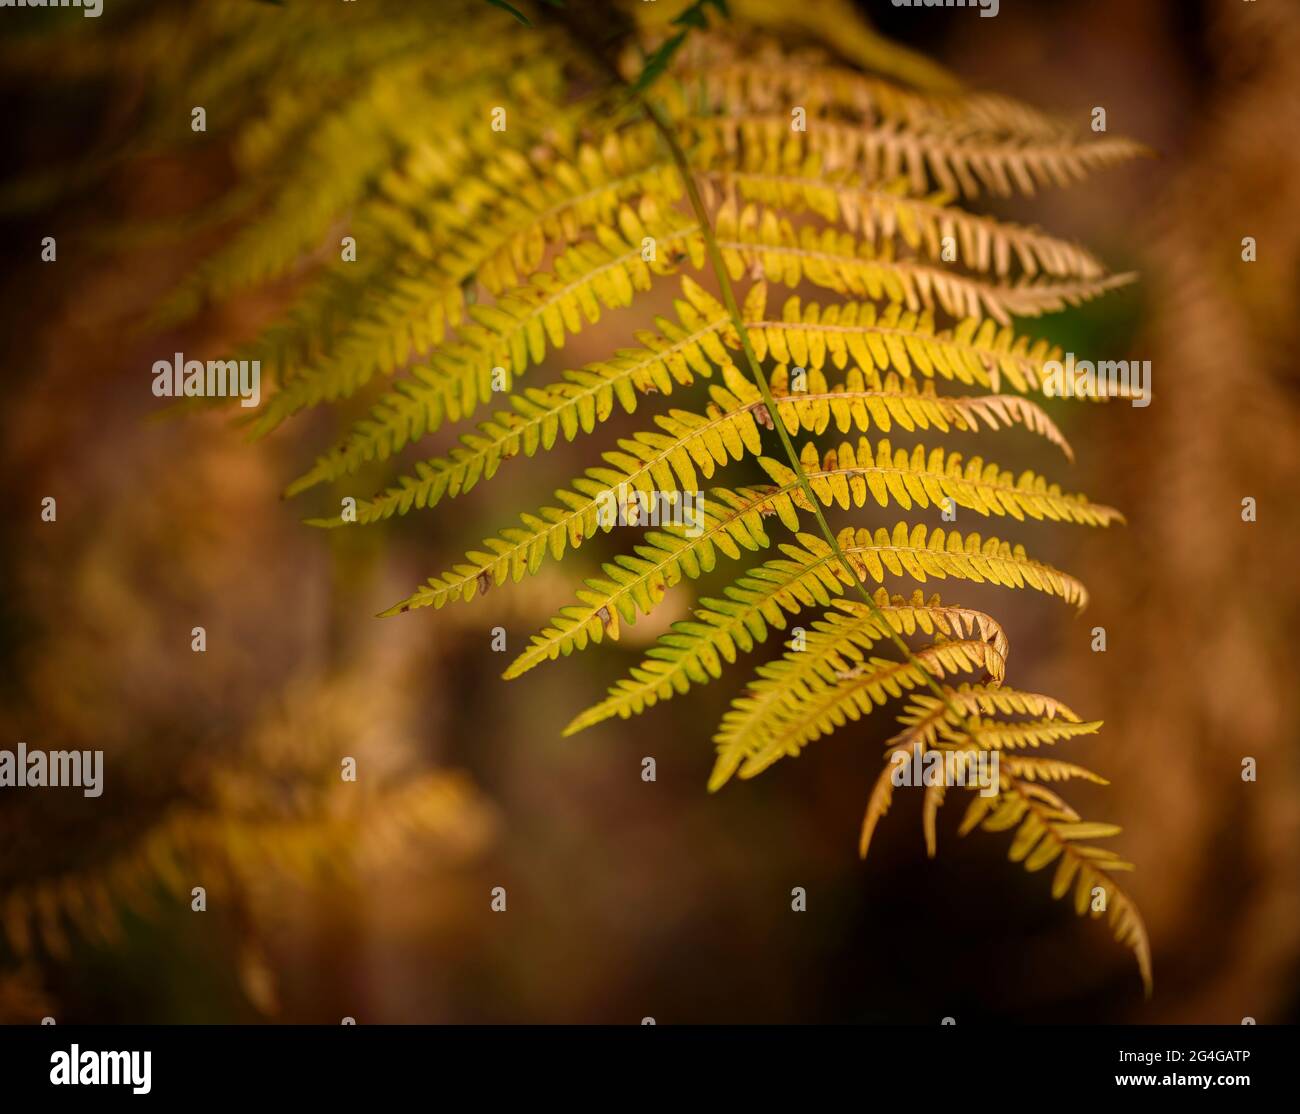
[667,35,1065,136]
[287,275,734,494]
[859,684,1097,860]
[936,714,1105,752]
[556,511,1083,735]
[505,483,793,681]
[253,198,701,437]
[709,595,1007,790]
[855,683,1149,992]
[713,201,1135,326]
[734,635,1007,783]
[691,112,1149,199]
[365,389,777,609]
[891,685,1085,745]
[743,285,1064,394]
[958,778,1152,995]
[764,437,1118,525]
[399,421,1095,624]
[329,358,765,533]
[1002,756,1110,785]
[764,365,1074,458]
[298,303,1073,503]
[708,166,1106,279]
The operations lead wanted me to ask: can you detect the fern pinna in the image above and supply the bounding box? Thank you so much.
[154,0,1151,993]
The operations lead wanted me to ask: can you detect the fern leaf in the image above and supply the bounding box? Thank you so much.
[961,777,1152,995]
[505,482,792,680]
[252,198,701,437]
[287,277,735,494]
[743,284,1065,394]
[370,382,774,612]
[701,159,1106,279]
[553,508,1082,734]
[764,438,1119,526]
[671,34,1074,140]
[712,594,1006,791]
[735,636,1005,783]
[713,202,1135,326]
[694,114,1149,199]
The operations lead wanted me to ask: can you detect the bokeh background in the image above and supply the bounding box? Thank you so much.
[1,0,1297,1023]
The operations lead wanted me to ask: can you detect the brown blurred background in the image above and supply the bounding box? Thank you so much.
[0,0,1297,1023]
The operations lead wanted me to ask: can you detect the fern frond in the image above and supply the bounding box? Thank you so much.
[367,382,778,611]
[253,198,701,437]
[709,594,1006,790]
[937,714,1104,752]
[1001,756,1110,785]
[891,685,1084,746]
[505,481,792,681]
[699,160,1105,279]
[733,634,1006,783]
[958,777,1152,995]
[764,437,1117,525]
[693,114,1149,199]
[670,40,1069,138]
[507,439,1092,690]
[860,685,1098,860]
[743,285,1064,394]
[854,680,1150,992]
[117,0,1153,993]
[287,276,734,494]
[557,509,1083,734]
[713,202,1135,326]
[355,372,764,528]
[765,364,1074,457]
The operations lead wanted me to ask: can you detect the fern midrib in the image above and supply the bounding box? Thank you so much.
[638,93,1068,746]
